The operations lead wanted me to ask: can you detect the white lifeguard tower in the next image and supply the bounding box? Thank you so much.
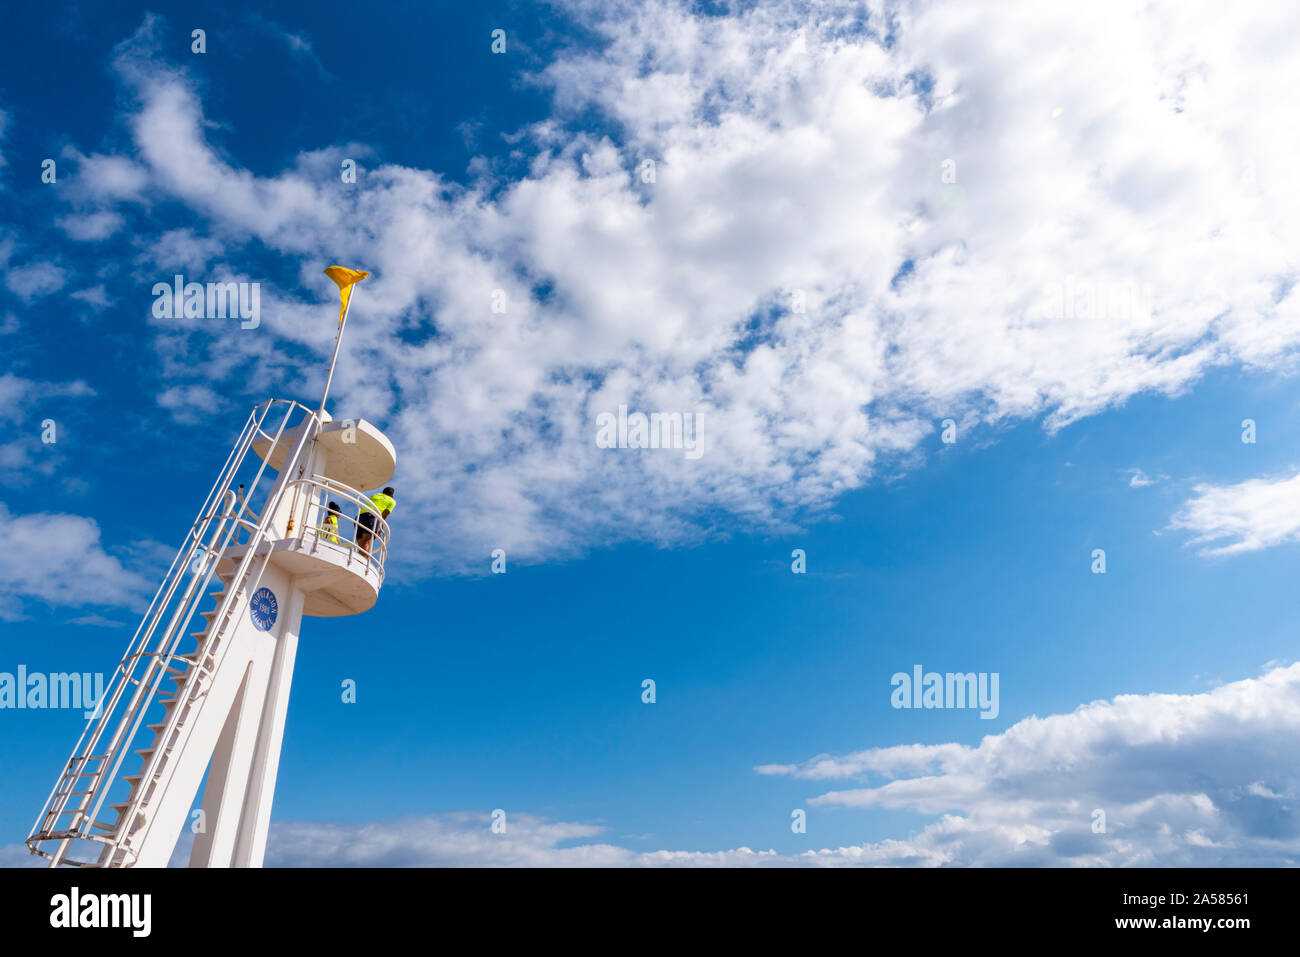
[26,267,392,867]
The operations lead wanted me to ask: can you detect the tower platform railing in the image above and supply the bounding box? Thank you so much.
[286,475,393,580]
[193,475,391,578]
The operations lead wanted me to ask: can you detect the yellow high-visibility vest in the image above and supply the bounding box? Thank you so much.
[360,493,395,517]
[318,514,339,543]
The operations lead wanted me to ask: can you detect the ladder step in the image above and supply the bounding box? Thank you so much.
[59,769,101,781]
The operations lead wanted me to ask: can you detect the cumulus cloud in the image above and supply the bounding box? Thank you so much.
[156,382,224,424]
[56,210,125,242]
[1170,469,1300,556]
[0,502,156,620]
[759,662,1300,866]
[138,228,223,273]
[3,260,67,301]
[64,148,150,202]
[45,2,1300,575]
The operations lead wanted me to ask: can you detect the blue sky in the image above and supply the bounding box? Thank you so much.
[2,1,1300,866]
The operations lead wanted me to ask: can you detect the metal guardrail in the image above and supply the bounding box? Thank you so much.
[289,475,392,582]
[186,474,391,583]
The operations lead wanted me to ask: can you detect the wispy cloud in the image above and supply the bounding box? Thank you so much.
[1126,467,1160,488]
[244,14,330,78]
[1170,469,1300,555]
[65,613,127,628]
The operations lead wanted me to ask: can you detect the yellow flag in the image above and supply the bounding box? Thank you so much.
[324,265,370,325]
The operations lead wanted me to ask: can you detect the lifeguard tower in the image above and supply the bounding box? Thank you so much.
[26,267,391,867]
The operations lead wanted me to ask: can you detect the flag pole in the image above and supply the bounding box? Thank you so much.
[318,284,357,420]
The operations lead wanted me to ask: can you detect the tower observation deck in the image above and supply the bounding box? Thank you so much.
[26,267,391,868]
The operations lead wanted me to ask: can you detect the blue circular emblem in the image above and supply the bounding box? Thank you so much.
[250,587,278,632]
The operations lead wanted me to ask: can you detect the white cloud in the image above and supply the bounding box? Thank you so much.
[57,210,125,242]
[759,662,1300,866]
[138,228,223,273]
[1,815,893,868]
[1170,468,1300,555]
[70,285,112,309]
[156,383,223,424]
[65,613,127,627]
[3,260,67,301]
[0,502,156,620]
[216,812,966,867]
[1126,468,1158,488]
[0,373,94,418]
[48,2,1300,574]
[0,374,95,484]
[63,148,150,202]
[245,14,329,78]
[0,843,41,868]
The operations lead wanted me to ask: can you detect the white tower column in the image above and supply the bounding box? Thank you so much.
[232,586,304,867]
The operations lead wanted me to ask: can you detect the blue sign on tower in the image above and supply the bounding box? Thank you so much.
[249,587,278,632]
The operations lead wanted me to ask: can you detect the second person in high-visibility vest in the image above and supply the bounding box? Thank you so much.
[356,486,395,558]
[318,500,342,544]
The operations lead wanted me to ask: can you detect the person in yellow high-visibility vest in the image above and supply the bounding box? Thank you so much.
[356,487,395,558]
[317,500,342,544]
